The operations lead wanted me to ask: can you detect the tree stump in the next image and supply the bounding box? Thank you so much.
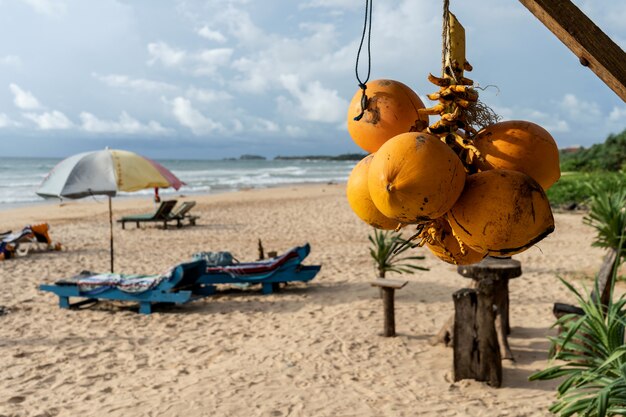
[371,278,408,337]
[457,257,522,360]
[453,280,502,387]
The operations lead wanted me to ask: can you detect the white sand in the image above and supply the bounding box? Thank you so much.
[0,184,618,416]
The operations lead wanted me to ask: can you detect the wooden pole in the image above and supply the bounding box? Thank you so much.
[370,278,408,337]
[382,288,396,337]
[109,196,114,273]
[518,0,626,101]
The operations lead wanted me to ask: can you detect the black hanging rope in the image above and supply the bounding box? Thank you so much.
[353,0,373,121]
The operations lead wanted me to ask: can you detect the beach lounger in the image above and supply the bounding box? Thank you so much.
[39,259,214,314]
[0,223,62,260]
[195,243,321,294]
[118,200,177,229]
[167,201,199,228]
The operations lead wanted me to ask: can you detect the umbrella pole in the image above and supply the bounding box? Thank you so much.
[109,196,114,273]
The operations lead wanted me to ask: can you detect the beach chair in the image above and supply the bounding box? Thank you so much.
[195,243,321,294]
[167,201,199,228]
[0,223,62,260]
[118,200,177,229]
[39,259,214,314]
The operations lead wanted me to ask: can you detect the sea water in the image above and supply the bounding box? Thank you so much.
[0,157,356,210]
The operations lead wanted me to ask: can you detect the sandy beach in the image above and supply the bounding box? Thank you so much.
[0,183,619,417]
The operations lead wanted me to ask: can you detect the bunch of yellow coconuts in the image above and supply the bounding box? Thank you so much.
[345,79,560,265]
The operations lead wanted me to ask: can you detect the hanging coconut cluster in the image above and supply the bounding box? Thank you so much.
[345,10,559,265]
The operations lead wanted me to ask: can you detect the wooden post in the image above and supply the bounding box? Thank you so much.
[370,278,408,337]
[382,288,396,337]
[518,0,626,101]
[457,257,521,360]
[109,196,114,273]
[258,239,265,260]
[592,248,619,309]
[453,283,502,387]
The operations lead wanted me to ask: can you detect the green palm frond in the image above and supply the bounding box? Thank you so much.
[530,274,626,415]
[368,229,429,277]
[583,181,626,262]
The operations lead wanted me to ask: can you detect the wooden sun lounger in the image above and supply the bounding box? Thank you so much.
[40,259,213,314]
[40,244,321,314]
[197,244,321,294]
[167,201,199,228]
[117,200,177,229]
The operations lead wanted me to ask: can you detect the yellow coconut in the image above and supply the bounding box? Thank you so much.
[473,120,560,190]
[425,218,487,265]
[368,132,466,223]
[448,169,554,256]
[347,79,429,153]
[346,154,398,230]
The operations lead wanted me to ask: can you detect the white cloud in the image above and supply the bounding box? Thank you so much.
[0,113,19,128]
[21,0,67,16]
[487,105,570,134]
[170,97,225,135]
[1,55,22,68]
[147,42,232,77]
[80,111,170,135]
[286,125,306,137]
[192,48,233,76]
[218,7,265,46]
[147,42,186,67]
[559,93,602,120]
[230,21,352,94]
[23,111,73,130]
[9,83,41,110]
[93,73,177,93]
[279,74,347,123]
[186,87,233,103]
[197,25,227,43]
[251,118,279,133]
[301,0,360,10]
[608,106,626,122]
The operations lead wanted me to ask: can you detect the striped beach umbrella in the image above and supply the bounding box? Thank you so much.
[37,148,183,198]
[37,148,184,272]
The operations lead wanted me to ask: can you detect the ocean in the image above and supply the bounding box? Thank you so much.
[0,157,356,210]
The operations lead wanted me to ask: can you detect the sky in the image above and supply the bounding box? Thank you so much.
[0,0,624,159]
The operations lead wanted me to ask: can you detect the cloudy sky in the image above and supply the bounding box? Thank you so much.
[0,0,624,159]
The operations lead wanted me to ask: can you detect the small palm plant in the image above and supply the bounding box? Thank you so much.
[583,180,626,267]
[368,229,429,278]
[529,277,626,417]
[530,183,626,416]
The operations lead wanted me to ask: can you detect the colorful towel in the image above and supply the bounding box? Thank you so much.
[74,266,180,294]
[205,247,300,278]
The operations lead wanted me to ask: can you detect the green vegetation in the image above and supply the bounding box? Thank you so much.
[529,276,626,416]
[547,129,626,207]
[560,130,626,172]
[547,172,626,207]
[583,181,626,263]
[530,185,626,416]
[368,229,429,278]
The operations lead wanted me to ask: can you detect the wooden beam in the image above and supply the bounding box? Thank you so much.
[519,0,626,102]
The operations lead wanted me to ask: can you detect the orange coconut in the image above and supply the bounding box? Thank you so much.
[347,79,429,153]
[368,132,466,223]
[448,169,554,256]
[346,154,399,230]
[425,219,487,265]
[472,120,560,190]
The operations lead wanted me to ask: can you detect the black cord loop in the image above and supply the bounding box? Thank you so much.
[353,0,373,121]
